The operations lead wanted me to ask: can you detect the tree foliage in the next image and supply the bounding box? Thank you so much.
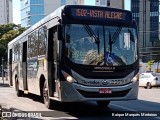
[0,23,25,65]
[146,60,155,72]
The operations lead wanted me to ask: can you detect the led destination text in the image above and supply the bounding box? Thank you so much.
[75,9,124,20]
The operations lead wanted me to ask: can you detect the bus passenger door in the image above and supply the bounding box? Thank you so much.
[9,49,13,86]
[47,28,58,97]
[22,41,28,90]
[48,28,54,97]
[53,30,59,97]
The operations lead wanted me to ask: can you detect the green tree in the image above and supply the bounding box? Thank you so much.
[146,60,155,72]
[0,23,25,65]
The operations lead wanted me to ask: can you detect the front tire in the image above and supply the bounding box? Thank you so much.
[96,101,110,107]
[43,81,53,109]
[15,77,23,97]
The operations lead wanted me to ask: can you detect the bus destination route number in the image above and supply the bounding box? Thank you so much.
[73,8,125,20]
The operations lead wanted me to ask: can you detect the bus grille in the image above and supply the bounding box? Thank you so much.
[77,89,131,98]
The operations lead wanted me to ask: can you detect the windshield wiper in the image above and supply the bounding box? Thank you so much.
[108,26,122,54]
[109,31,112,54]
[83,25,100,54]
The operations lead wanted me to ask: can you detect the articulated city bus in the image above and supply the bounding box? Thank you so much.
[8,5,139,109]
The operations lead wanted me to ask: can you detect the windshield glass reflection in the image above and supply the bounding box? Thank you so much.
[65,24,137,66]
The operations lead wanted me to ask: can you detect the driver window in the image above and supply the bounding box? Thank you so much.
[119,32,131,50]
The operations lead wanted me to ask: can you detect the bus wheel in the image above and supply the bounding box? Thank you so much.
[43,81,52,109]
[96,101,110,107]
[15,78,23,97]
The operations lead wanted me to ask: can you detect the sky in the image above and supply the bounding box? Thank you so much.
[12,0,131,25]
[84,0,95,5]
[13,0,20,25]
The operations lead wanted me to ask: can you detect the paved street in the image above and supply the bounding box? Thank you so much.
[0,78,160,120]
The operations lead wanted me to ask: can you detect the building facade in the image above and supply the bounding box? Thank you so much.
[0,0,13,24]
[131,0,160,62]
[77,0,84,5]
[95,0,124,9]
[20,0,83,28]
[20,0,44,28]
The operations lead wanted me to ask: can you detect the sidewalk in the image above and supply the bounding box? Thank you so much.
[0,77,12,119]
[0,77,9,87]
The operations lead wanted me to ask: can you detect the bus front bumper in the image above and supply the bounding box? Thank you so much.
[60,81,139,102]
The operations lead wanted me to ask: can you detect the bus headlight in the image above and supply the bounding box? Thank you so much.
[61,70,77,83]
[131,74,139,83]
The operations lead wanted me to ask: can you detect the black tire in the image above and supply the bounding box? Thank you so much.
[96,101,110,107]
[146,82,152,89]
[15,78,23,97]
[43,81,53,109]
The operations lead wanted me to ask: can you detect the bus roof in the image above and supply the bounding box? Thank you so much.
[8,5,65,47]
[8,5,132,47]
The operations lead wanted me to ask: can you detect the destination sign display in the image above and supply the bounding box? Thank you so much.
[63,6,132,22]
[75,9,124,20]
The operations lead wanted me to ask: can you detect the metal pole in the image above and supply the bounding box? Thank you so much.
[2,57,4,84]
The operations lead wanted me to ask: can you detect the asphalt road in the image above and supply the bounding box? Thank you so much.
[0,79,160,120]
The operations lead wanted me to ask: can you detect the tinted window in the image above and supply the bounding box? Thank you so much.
[38,26,47,56]
[13,42,21,61]
[28,31,38,58]
[140,74,150,79]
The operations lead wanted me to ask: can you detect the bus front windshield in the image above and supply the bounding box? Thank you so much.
[65,24,138,66]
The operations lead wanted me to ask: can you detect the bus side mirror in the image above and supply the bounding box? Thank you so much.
[57,25,63,40]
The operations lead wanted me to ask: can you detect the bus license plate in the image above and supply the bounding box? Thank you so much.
[99,88,112,94]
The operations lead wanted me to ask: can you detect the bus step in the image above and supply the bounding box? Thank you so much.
[24,90,29,94]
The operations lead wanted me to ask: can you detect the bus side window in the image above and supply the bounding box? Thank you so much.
[38,26,47,57]
[28,31,38,58]
[47,27,58,62]
[13,42,21,62]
